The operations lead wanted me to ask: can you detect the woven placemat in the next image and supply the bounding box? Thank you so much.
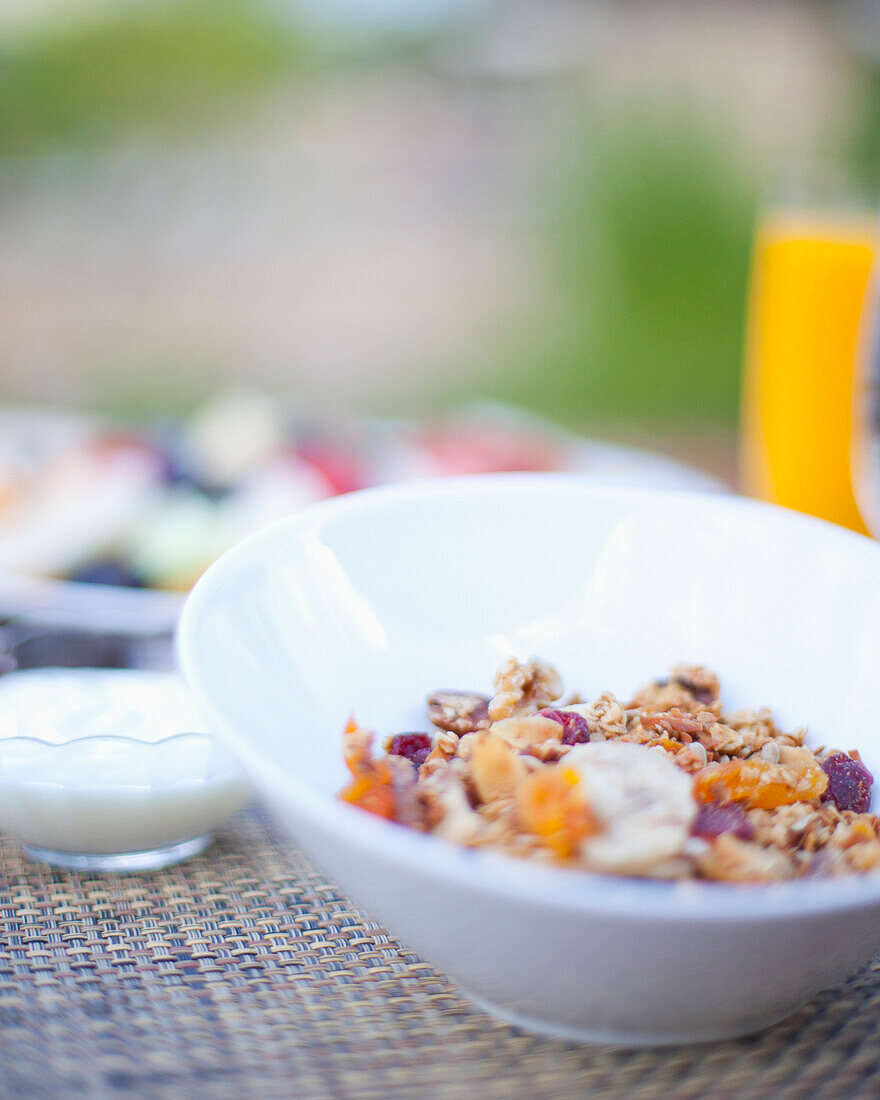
[1,807,878,1100]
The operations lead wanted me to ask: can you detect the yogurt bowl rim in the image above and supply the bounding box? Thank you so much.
[0,730,245,787]
[0,729,236,752]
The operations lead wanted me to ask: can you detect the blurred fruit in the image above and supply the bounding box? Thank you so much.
[295,440,365,496]
[68,558,147,588]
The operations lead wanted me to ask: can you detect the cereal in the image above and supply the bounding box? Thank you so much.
[488,657,562,721]
[339,658,879,882]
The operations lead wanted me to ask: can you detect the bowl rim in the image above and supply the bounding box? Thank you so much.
[178,472,880,921]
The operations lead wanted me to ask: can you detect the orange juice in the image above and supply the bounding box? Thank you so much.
[740,213,877,533]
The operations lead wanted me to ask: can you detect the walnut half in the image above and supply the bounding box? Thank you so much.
[488,657,563,721]
[427,691,491,735]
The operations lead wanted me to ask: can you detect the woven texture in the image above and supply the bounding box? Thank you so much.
[1,808,879,1100]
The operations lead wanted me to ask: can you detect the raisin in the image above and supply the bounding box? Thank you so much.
[692,802,754,841]
[675,679,716,705]
[539,708,591,745]
[821,753,874,813]
[389,733,433,768]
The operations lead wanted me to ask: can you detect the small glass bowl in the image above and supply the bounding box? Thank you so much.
[0,731,250,871]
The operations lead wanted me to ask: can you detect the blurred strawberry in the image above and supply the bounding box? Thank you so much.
[294,440,366,496]
[416,424,563,475]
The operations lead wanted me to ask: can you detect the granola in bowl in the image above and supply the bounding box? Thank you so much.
[339,657,879,882]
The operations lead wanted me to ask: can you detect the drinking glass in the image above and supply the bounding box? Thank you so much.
[740,194,877,533]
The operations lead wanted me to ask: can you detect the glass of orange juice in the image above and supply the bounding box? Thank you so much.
[740,201,877,533]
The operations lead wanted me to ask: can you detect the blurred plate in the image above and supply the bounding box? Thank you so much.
[0,401,724,636]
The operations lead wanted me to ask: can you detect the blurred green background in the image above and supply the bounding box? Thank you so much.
[2,0,879,466]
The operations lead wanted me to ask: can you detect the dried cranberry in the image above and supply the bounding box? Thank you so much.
[821,753,874,813]
[389,733,432,768]
[539,708,592,745]
[692,803,754,841]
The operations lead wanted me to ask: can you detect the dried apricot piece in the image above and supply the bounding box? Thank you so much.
[515,765,599,858]
[840,816,878,847]
[343,715,373,776]
[339,760,396,821]
[653,735,683,755]
[694,758,827,810]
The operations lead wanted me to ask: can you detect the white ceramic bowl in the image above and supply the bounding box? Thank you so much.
[178,475,880,1045]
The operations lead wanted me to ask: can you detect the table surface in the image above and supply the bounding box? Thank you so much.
[1,807,879,1100]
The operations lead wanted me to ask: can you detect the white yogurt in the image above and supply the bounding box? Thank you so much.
[0,669,249,858]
